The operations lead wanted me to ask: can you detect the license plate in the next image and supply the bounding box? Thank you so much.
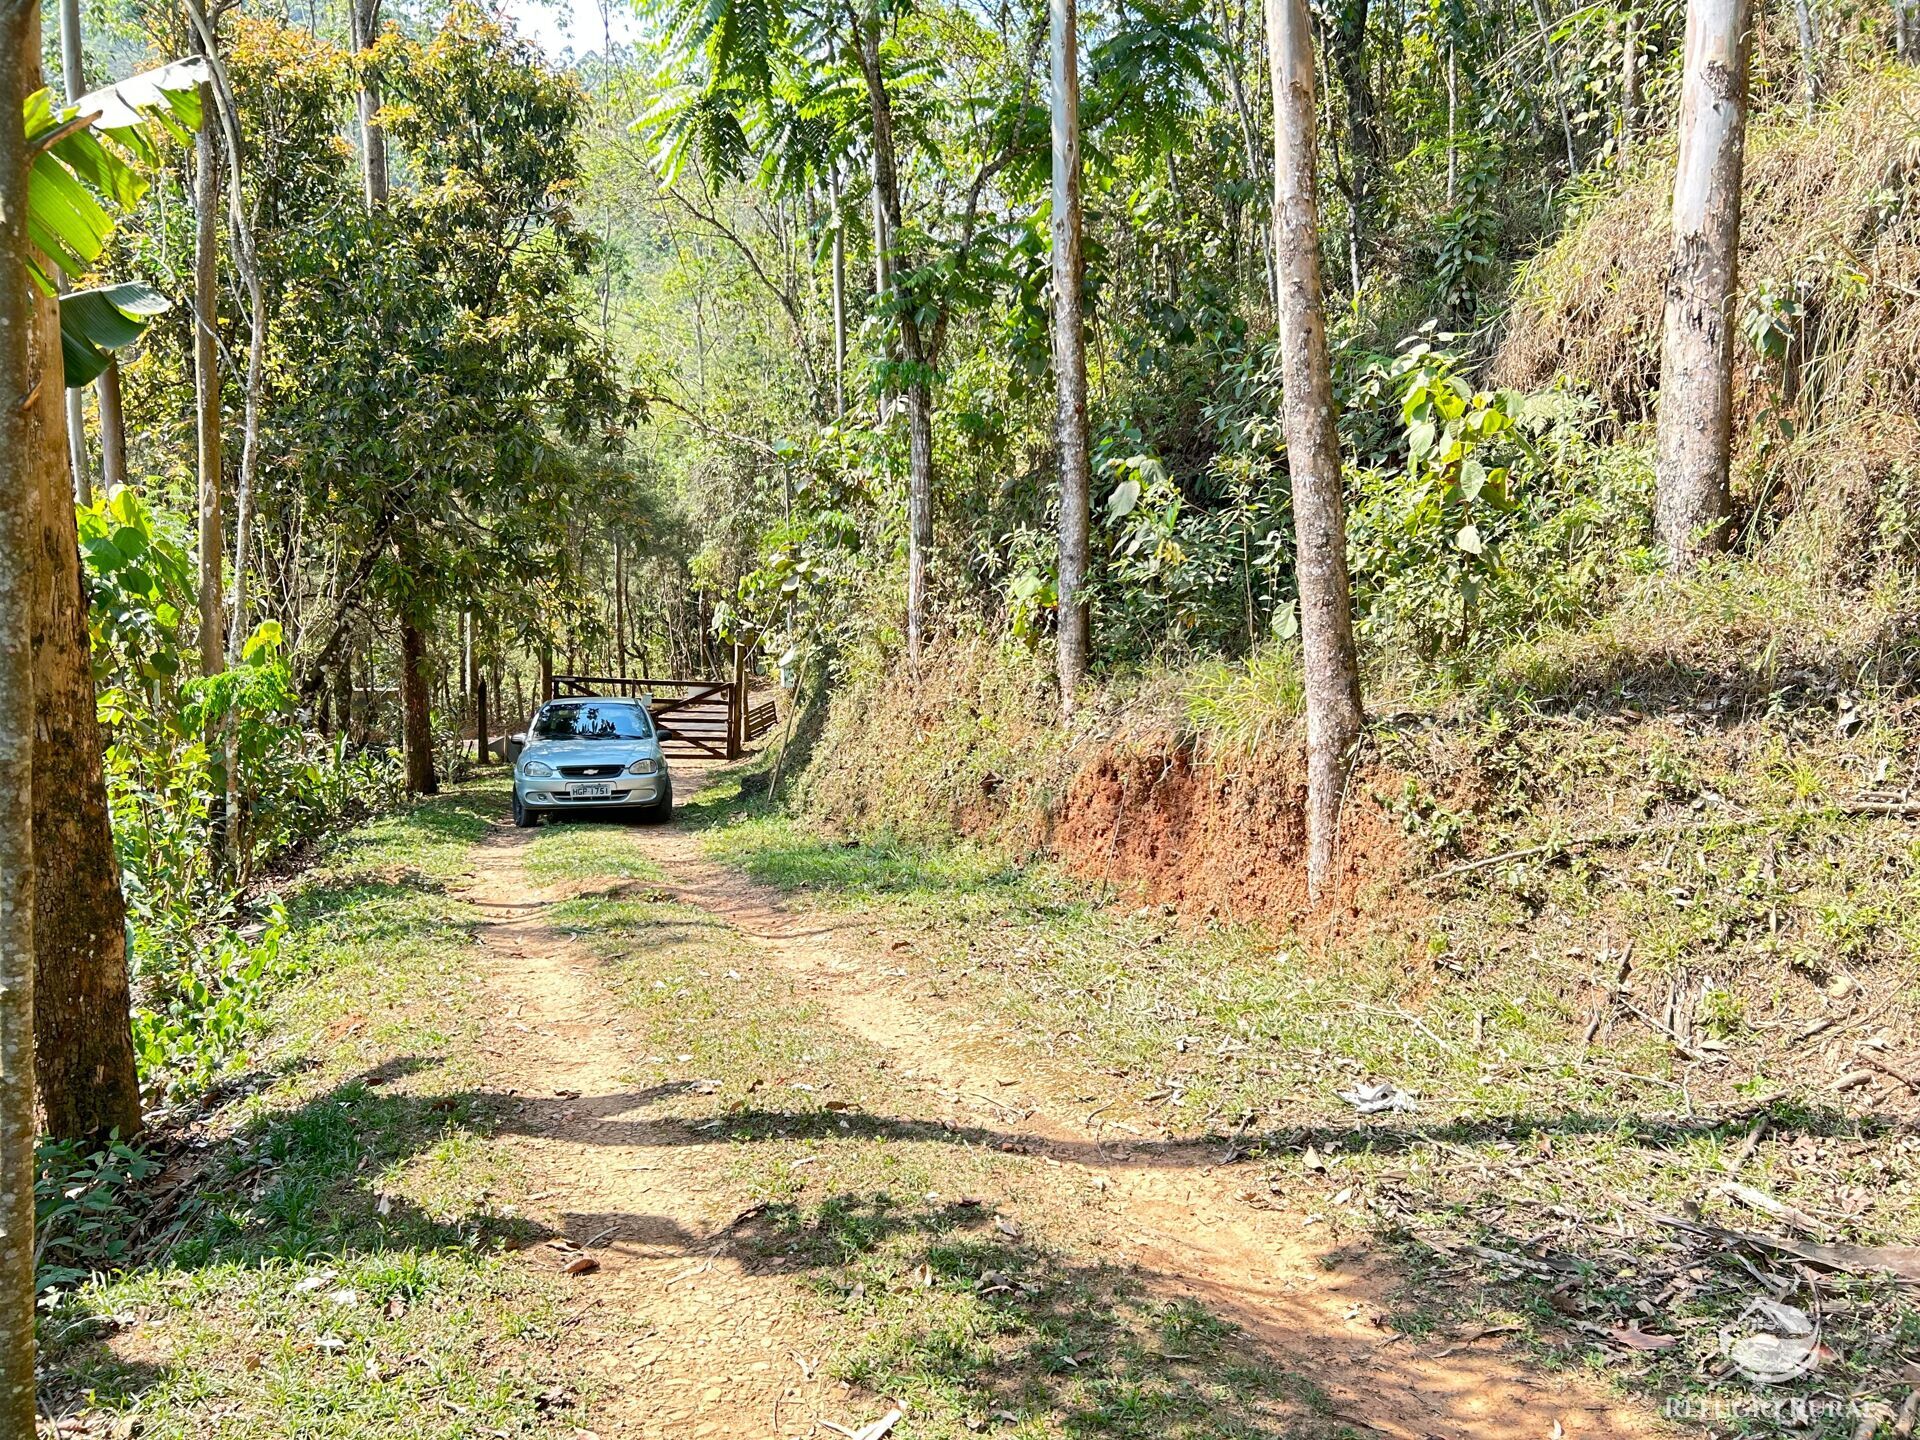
[570,783,612,799]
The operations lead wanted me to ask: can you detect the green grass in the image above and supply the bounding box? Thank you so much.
[41,780,577,1440]
[524,814,672,884]
[685,750,1920,1437]
[545,809,1338,1438]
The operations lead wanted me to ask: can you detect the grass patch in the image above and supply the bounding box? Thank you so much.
[688,742,1920,1433]
[40,781,577,1440]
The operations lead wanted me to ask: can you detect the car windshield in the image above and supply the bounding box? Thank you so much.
[532,702,653,741]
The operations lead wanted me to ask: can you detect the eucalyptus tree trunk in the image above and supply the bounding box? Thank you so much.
[1791,0,1820,112]
[1329,0,1379,285]
[191,69,225,676]
[1050,0,1091,707]
[54,0,121,500]
[57,0,91,504]
[830,168,847,418]
[0,14,46,1428]
[350,0,389,207]
[1266,0,1364,903]
[1654,0,1752,568]
[183,8,265,666]
[1619,11,1638,169]
[855,15,935,665]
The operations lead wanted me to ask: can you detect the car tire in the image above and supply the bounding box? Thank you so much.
[512,791,537,829]
[640,777,674,824]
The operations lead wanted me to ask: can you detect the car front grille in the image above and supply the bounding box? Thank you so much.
[558,764,625,778]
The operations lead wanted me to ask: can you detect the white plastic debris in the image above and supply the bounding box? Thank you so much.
[1337,1080,1417,1114]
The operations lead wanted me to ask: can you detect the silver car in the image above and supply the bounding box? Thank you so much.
[512,696,673,828]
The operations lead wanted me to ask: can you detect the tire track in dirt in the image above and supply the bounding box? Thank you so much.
[461,822,845,1440]
[627,765,1669,1440]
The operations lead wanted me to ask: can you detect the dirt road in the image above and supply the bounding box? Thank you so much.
[461,766,1665,1440]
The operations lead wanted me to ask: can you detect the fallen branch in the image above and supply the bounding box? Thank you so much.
[1656,1214,1920,1281]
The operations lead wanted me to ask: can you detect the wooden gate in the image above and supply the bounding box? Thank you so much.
[545,666,778,761]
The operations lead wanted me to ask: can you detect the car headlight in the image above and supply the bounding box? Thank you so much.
[522,760,554,778]
[625,757,659,776]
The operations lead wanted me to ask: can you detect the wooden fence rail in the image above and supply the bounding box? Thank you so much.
[543,664,776,760]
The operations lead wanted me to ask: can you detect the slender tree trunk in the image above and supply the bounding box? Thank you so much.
[1445,40,1458,202]
[1530,0,1579,174]
[1051,0,1091,708]
[1620,11,1638,169]
[331,639,355,741]
[97,360,126,490]
[191,72,224,678]
[476,668,489,765]
[1330,0,1378,287]
[1,16,46,1427]
[538,639,552,701]
[856,15,936,665]
[1791,0,1819,112]
[1267,0,1364,902]
[1216,0,1279,312]
[830,168,847,418]
[614,539,628,679]
[56,0,92,505]
[190,31,264,669]
[350,0,388,208]
[1654,0,1752,568]
[399,611,436,793]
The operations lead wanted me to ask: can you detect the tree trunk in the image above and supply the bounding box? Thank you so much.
[350,0,389,208]
[1330,0,1378,286]
[538,639,552,701]
[97,360,126,491]
[1654,0,1752,569]
[399,611,436,794]
[1267,0,1364,903]
[331,640,355,741]
[830,168,847,418]
[192,71,224,678]
[28,275,143,1143]
[1529,0,1579,174]
[1,16,46,1428]
[1619,11,1638,169]
[856,15,936,665]
[1051,0,1091,709]
[476,672,489,765]
[1791,0,1819,112]
[614,539,627,679]
[56,0,93,507]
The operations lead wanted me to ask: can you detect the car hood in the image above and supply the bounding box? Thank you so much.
[521,737,662,767]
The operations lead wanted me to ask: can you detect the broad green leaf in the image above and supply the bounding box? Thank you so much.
[61,283,171,387]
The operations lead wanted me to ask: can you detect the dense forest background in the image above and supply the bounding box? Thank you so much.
[16,0,1917,1127]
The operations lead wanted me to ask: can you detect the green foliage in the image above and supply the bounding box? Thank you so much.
[81,488,398,1097]
[21,62,200,376]
[34,1137,158,1301]
[1347,339,1656,662]
[132,910,295,1104]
